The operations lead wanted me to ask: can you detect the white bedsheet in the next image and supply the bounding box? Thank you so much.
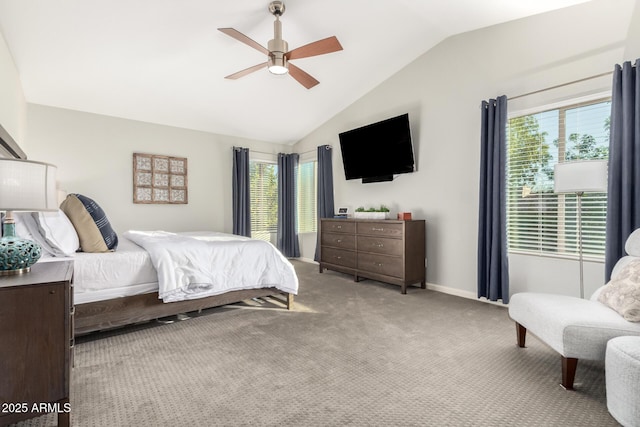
[123,230,298,302]
[38,237,159,304]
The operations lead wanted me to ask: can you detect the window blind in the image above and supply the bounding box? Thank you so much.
[297,160,317,233]
[507,99,610,258]
[249,161,278,242]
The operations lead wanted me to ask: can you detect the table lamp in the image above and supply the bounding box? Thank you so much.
[0,158,58,275]
[554,160,608,298]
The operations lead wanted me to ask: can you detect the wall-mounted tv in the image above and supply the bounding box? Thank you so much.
[338,113,415,183]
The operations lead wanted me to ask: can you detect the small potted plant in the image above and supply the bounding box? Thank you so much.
[354,205,390,219]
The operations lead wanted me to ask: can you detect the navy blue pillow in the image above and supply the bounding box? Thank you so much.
[75,194,118,250]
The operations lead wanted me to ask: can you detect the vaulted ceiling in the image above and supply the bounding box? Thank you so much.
[0,0,593,144]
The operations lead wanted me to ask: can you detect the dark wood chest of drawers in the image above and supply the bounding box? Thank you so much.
[0,261,74,427]
[319,219,426,293]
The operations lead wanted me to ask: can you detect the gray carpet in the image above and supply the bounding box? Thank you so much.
[16,260,618,426]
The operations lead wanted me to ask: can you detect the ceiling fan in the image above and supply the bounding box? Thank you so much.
[218,1,343,89]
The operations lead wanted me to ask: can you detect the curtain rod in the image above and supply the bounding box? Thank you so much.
[299,145,332,156]
[232,147,274,156]
[509,71,612,101]
[234,145,331,156]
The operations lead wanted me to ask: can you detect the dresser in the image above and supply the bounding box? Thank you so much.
[0,261,74,427]
[319,219,426,293]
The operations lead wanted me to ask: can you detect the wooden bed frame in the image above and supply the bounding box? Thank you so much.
[75,288,294,335]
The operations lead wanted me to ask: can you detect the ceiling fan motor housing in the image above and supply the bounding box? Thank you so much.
[268,39,288,74]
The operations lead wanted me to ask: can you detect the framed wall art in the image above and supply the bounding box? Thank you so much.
[133,153,188,204]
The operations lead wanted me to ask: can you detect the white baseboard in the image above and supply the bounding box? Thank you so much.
[425,282,475,299]
[295,259,508,307]
[426,282,508,307]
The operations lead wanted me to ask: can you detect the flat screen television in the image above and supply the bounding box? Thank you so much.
[338,113,415,183]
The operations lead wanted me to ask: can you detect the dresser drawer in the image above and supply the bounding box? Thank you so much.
[357,222,403,238]
[357,236,403,256]
[321,247,356,268]
[322,232,356,250]
[357,253,404,278]
[322,220,355,234]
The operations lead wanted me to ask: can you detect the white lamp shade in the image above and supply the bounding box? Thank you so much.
[554,160,608,193]
[0,158,58,211]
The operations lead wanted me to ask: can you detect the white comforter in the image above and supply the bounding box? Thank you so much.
[122,230,298,302]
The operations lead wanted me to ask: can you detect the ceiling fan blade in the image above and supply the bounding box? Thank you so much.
[286,36,343,60]
[218,28,270,55]
[224,62,268,80]
[288,63,319,89]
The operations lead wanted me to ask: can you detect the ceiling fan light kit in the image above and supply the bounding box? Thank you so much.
[218,1,343,88]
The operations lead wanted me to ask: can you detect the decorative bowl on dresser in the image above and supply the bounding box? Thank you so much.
[0,261,73,427]
[319,218,426,294]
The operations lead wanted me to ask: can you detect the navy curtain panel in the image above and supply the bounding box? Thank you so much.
[477,95,510,303]
[605,59,640,281]
[232,147,251,237]
[277,153,300,257]
[314,145,335,262]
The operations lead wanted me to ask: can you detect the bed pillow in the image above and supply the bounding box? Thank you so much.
[598,258,640,322]
[12,212,56,257]
[31,209,79,256]
[60,193,118,253]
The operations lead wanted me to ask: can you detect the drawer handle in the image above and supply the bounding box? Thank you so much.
[375,243,384,248]
[372,227,384,232]
[336,225,342,229]
[336,239,342,243]
[334,256,342,260]
[373,262,384,267]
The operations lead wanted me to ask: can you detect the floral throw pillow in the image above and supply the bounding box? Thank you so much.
[598,258,640,322]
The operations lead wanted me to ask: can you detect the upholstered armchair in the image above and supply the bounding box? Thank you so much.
[508,230,640,390]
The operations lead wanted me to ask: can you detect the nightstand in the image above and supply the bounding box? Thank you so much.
[0,261,73,427]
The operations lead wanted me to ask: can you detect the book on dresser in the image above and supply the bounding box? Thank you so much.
[319,218,426,294]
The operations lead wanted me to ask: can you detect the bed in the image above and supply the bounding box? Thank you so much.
[16,209,298,336]
[2,132,297,335]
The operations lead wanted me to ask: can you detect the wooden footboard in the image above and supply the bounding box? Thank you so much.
[75,288,293,335]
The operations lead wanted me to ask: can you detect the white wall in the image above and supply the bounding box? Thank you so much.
[293,0,640,299]
[626,0,640,56]
[25,104,289,235]
[14,0,640,300]
[0,30,26,147]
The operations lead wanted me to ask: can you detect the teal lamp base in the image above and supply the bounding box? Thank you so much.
[0,221,42,276]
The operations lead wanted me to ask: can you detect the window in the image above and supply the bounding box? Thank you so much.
[507,98,610,258]
[249,157,317,240]
[297,160,317,233]
[249,160,278,242]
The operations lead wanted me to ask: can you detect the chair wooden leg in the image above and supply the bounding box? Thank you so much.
[516,323,527,348]
[286,293,294,310]
[561,356,578,390]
